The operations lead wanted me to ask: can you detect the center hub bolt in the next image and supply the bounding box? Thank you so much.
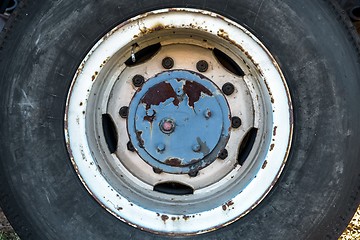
[160,119,175,134]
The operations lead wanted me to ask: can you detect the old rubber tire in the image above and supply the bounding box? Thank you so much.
[1,0,360,239]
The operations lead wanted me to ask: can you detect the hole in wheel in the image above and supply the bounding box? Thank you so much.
[237,128,258,165]
[213,48,245,77]
[102,114,118,153]
[154,182,194,195]
[125,43,162,66]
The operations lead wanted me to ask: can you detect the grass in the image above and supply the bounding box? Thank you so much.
[0,231,20,240]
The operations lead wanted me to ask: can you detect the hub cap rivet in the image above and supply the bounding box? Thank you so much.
[157,143,166,153]
[146,109,155,117]
[196,60,209,72]
[231,116,242,128]
[176,87,184,96]
[132,75,145,87]
[204,109,212,119]
[222,82,235,96]
[218,149,228,160]
[119,106,129,118]
[162,57,174,69]
[192,144,201,152]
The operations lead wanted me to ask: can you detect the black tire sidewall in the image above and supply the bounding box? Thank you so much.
[0,1,360,240]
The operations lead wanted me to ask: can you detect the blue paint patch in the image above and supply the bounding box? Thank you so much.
[127,70,231,174]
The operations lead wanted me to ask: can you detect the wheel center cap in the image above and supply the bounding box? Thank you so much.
[127,70,231,174]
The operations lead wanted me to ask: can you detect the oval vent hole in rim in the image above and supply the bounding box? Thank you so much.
[213,48,245,77]
[102,114,118,154]
[125,43,162,66]
[237,128,258,166]
[154,182,194,195]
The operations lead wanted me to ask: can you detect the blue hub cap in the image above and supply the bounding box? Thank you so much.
[127,70,231,174]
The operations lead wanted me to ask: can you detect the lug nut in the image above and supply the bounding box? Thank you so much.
[153,167,163,174]
[222,82,235,96]
[231,116,242,128]
[196,60,209,72]
[127,141,135,152]
[119,106,129,118]
[192,144,201,152]
[132,75,145,87]
[157,143,166,152]
[162,57,174,69]
[218,149,228,160]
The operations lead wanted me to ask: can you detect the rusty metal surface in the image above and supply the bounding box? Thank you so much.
[127,70,231,174]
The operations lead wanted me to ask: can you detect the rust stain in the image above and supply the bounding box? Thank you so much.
[141,82,179,110]
[161,215,169,223]
[262,160,268,169]
[222,200,235,211]
[136,130,144,148]
[183,81,213,108]
[270,144,275,151]
[273,126,278,136]
[137,23,173,36]
[144,115,156,123]
[165,158,182,167]
[183,215,190,220]
[227,200,234,206]
[91,71,99,81]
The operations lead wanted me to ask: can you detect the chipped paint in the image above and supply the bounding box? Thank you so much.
[65,8,292,236]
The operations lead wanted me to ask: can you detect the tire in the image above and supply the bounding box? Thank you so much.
[0,0,360,240]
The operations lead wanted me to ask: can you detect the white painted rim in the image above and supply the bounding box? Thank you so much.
[64,8,293,235]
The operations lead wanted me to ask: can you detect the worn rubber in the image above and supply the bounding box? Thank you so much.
[0,0,360,239]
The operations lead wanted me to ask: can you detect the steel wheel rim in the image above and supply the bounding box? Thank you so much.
[65,8,293,235]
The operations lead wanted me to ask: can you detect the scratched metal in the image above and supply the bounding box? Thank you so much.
[128,70,230,174]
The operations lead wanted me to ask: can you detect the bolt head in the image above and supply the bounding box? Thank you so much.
[231,116,242,128]
[222,82,235,96]
[119,106,129,118]
[196,60,209,72]
[162,57,174,69]
[218,149,228,160]
[132,75,145,87]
